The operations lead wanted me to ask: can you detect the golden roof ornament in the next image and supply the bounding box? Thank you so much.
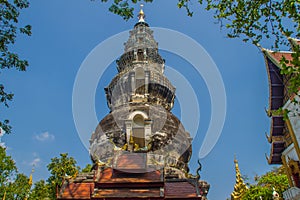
[231,156,248,200]
[138,4,145,22]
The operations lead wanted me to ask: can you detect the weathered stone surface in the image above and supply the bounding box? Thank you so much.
[90,104,192,172]
[105,65,175,111]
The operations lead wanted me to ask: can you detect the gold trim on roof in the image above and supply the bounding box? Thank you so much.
[231,157,248,200]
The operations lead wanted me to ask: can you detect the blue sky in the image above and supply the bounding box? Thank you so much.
[0,0,282,199]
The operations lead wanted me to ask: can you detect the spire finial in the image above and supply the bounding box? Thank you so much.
[138,4,145,22]
[234,154,237,164]
[231,156,248,200]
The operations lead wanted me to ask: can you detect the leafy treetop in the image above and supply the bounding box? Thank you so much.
[0,0,32,133]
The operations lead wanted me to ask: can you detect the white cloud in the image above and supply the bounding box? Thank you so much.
[30,157,41,167]
[23,153,42,167]
[34,131,55,142]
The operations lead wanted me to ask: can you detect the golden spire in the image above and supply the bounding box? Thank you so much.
[24,166,34,200]
[28,167,34,186]
[138,4,145,22]
[231,156,248,200]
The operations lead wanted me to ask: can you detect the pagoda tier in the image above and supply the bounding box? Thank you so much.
[90,11,192,176]
[105,22,175,112]
[105,66,175,111]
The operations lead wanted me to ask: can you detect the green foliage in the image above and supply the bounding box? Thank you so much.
[0,148,85,199]
[0,0,32,133]
[28,180,52,200]
[177,0,193,17]
[280,44,300,95]
[47,153,80,199]
[0,146,17,199]
[0,147,32,199]
[198,0,299,48]
[0,146,17,186]
[7,173,31,200]
[242,166,289,199]
[92,0,299,46]
[91,0,153,20]
[242,185,271,200]
[0,150,83,199]
[81,163,93,173]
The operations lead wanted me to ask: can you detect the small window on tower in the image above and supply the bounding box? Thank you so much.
[137,49,143,61]
[135,67,145,94]
[132,114,145,148]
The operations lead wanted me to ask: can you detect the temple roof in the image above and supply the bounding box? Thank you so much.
[262,52,286,164]
[263,55,285,112]
[57,167,209,200]
[58,151,209,200]
[267,139,285,164]
[261,37,299,164]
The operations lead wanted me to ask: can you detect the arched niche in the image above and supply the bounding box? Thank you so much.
[132,114,145,147]
[125,111,152,151]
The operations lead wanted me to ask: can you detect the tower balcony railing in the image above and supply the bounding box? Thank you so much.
[283,187,300,200]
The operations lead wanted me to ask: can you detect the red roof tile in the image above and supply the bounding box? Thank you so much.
[269,51,293,67]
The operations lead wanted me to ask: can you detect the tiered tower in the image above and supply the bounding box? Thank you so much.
[58,7,210,200]
[90,6,192,178]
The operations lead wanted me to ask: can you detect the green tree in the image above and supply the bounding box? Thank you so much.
[0,147,32,199]
[94,0,300,95]
[29,180,52,200]
[7,173,31,200]
[242,167,289,200]
[47,153,80,199]
[0,0,32,133]
[0,146,17,198]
